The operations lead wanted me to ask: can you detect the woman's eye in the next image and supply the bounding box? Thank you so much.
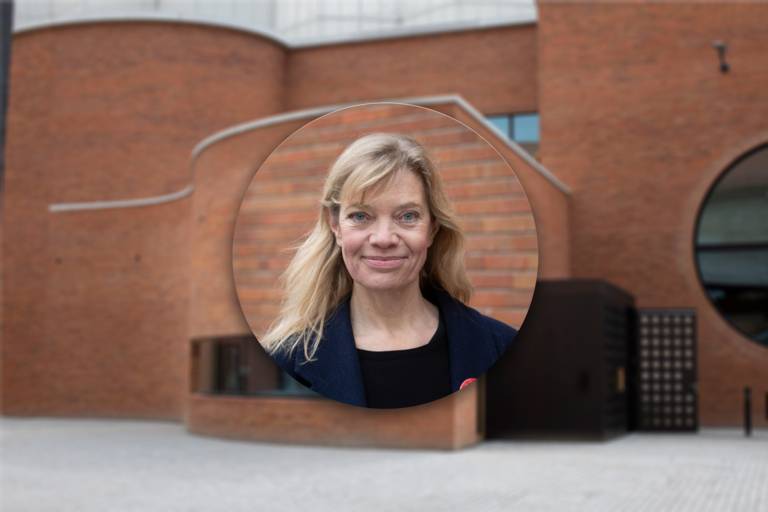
[400,211,420,223]
[348,212,369,223]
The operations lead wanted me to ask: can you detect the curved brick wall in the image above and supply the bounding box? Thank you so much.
[538,1,768,426]
[186,386,480,450]
[189,119,306,339]
[2,19,543,423]
[2,21,286,417]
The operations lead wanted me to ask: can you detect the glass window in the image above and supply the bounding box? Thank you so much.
[695,144,768,347]
[487,115,510,138]
[485,113,540,145]
[512,113,540,143]
[191,336,319,398]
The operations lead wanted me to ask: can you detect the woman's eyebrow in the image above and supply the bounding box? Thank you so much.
[397,202,423,210]
[347,201,423,210]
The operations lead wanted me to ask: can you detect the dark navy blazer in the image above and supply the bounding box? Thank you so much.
[271,284,517,407]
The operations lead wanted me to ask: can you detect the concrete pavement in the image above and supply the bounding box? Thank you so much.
[1,418,766,511]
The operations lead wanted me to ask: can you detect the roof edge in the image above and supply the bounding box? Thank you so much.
[13,12,291,47]
[289,18,536,49]
[13,12,535,49]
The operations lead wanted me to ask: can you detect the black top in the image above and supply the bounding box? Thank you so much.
[272,282,517,407]
[356,312,451,408]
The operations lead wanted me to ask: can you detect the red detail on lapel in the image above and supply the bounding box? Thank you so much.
[459,378,477,390]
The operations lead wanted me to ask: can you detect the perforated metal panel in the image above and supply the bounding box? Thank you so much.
[636,309,698,431]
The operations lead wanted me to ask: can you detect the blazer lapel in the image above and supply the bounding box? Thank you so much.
[430,287,499,392]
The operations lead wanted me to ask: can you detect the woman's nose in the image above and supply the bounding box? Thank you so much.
[369,220,398,247]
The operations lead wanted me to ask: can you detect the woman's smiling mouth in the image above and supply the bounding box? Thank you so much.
[362,256,407,270]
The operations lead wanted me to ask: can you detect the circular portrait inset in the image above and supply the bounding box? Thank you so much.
[233,103,538,408]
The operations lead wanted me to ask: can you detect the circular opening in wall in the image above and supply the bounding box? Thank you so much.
[694,144,768,348]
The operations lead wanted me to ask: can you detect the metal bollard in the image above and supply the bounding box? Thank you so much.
[744,387,752,437]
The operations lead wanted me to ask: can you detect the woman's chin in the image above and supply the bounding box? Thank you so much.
[354,277,419,294]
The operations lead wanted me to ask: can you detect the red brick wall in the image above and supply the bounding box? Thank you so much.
[445,106,570,279]
[186,385,480,450]
[286,24,537,115]
[2,22,286,417]
[538,1,768,426]
[3,20,542,420]
[190,120,306,340]
[232,103,538,339]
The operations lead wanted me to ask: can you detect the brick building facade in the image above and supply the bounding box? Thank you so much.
[2,2,766,447]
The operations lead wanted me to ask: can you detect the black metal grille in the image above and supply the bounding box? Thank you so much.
[636,309,698,431]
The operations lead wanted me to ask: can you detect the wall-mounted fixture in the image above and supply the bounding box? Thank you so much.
[712,40,730,73]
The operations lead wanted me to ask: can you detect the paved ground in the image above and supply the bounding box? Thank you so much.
[1,418,766,512]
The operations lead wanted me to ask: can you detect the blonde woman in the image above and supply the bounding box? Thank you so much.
[261,133,516,408]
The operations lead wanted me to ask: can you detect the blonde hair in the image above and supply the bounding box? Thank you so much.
[261,132,472,360]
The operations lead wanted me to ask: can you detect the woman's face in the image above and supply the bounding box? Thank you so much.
[331,169,435,294]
